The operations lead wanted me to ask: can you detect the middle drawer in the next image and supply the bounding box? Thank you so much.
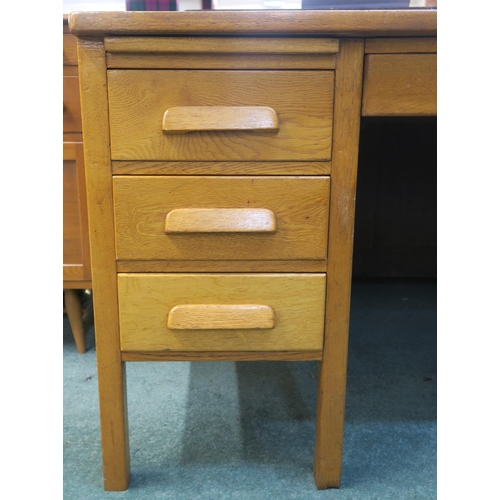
[113,176,330,261]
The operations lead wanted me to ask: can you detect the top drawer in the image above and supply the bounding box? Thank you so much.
[362,54,437,116]
[107,70,334,161]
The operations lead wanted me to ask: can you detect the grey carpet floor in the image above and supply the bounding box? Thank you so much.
[63,278,436,499]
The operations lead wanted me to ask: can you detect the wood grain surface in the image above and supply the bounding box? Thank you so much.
[167,304,276,330]
[104,36,340,54]
[69,10,437,37]
[107,70,334,161]
[113,176,330,261]
[365,37,437,53]
[314,38,365,490]
[108,52,337,70]
[111,160,331,176]
[63,33,78,65]
[165,208,277,234]
[362,54,437,116]
[122,350,323,362]
[118,273,326,352]
[162,106,279,134]
[106,52,337,70]
[63,76,82,133]
[77,37,130,491]
[115,259,327,273]
[63,142,91,282]
[63,158,83,266]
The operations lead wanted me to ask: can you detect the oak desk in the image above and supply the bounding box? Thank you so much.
[69,9,436,491]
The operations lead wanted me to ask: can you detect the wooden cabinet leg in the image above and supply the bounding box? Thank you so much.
[314,355,347,489]
[98,361,130,491]
[64,289,86,354]
[76,37,130,490]
[314,38,364,489]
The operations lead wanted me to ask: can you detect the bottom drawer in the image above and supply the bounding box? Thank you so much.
[118,273,326,352]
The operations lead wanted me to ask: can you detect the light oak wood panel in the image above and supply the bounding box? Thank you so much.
[63,76,82,133]
[104,36,339,54]
[63,264,84,281]
[75,142,91,282]
[69,10,437,37]
[362,54,437,116]
[63,132,83,142]
[365,37,437,54]
[314,38,365,490]
[113,176,330,261]
[63,158,83,265]
[116,260,327,273]
[63,142,79,161]
[63,33,78,65]
[63,65,79,77]
[111,160,331,176]
[63,144,91,282]
[107,70,334,161]
[118,273,326,352]
[77,37,129,491]
[106,52,336,70]
[122,350,322,362]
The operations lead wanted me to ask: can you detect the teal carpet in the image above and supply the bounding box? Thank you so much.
[63,278,436,499]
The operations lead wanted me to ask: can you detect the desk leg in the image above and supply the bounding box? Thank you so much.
[77,37,130,490]
[314,38,364,489]
[96,349,130,491]
[64,289,86,353]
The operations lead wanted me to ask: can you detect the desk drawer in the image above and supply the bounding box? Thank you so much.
[118,273,326,352]
[107,70,334,161]
[113,175,329,261]
[362,54,437,116]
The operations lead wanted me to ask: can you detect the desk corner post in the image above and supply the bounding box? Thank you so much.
[314,38,365,490]
[76,36,131,491]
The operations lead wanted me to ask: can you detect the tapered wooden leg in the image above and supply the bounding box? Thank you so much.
[76,36,130,490]
[314,38,365,489]
[97,357,130,491]
[64,289,86,354]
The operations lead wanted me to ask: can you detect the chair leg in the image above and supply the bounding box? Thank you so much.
[64,289,86,353]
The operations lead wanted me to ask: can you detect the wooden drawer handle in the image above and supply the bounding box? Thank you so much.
[167,304,275,330]
[162,106,279,134]
[165,208,277,234]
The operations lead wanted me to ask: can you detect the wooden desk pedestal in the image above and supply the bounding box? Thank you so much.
[70,9,436,491]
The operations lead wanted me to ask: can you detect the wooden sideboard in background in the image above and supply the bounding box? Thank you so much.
[63,15,92,353]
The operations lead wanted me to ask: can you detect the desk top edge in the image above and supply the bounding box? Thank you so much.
[68,9,437,37]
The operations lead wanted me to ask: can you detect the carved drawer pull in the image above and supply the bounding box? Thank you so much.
[165,208,277,234]
[162,106,279,134]
[167,304,276,330]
